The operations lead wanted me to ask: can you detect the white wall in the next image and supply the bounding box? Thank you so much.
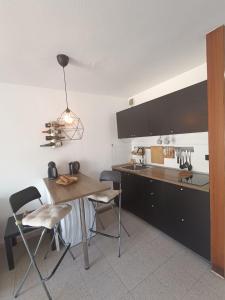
[0,83,129,243]
[128,64,209,173]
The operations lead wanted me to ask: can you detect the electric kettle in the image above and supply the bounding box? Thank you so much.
[69,161,80,175]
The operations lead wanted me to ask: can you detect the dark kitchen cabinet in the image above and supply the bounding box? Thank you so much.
[119,172,210,260]
[116,109,132,138]
[121,173,141,214]
[116,104,148,138]
[121,173,153,219]
[116,80,208,138]
[163,183,210,260]
[145,99,166,136]
[141,178,166,230]
[164,81,208,134]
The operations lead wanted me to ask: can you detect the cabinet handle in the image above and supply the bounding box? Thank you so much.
[181,218,184,222]
[151,204,154,208]
[150,192,154,196]
[180,188,183,191]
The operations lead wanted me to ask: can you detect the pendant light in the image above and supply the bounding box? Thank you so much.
[57,54,84,140]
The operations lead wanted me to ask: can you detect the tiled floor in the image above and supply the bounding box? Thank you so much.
[1,209,225,300]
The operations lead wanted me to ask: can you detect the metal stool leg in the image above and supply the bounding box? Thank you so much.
[57,233,75,260]
[111,204,130,237]
[96,209,105,230]
[88,211,96,246]
[15,227,51,300]
[44,224,59,260]
[118,194,122,258]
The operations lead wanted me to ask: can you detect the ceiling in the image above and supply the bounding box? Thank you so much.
[0,0,225,97]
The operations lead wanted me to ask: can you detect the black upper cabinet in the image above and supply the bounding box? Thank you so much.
[164,81,208,134]
[116,80,208,138]
[116,109,132,138]
[117,104,148,138]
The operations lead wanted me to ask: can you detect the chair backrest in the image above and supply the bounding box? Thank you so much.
[9,186,41,213]
[99,171,121,184]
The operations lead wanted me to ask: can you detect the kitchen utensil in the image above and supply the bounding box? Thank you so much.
[151,146,164,164]
[184,150,189,168]
[176,148,179,164]
[188,151,193,171]
[163,136,170,144]
[180,151,185,169]
[171,134,176,144]
[179,151,183,169]
[48,161,58,180]
[157,136,162,145]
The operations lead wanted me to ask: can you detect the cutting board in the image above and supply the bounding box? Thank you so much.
[151,146,164,164]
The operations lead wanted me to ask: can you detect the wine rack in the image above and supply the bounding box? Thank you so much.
[40,117,84,148]
[40,122,64,148]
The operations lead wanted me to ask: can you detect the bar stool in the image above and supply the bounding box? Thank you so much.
[9,186,75,300]
[88,171,129,257]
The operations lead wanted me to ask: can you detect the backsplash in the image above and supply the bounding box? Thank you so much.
[130,132,209,174]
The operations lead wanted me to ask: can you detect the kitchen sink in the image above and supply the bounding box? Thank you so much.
[122,165,150,171]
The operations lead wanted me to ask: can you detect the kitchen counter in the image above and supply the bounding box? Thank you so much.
[112,163,209,193]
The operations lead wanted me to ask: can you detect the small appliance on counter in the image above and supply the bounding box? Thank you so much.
[69,161,80,175]
[48,161,58,180]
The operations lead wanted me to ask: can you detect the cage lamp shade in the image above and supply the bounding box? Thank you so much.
[57,54,84,140]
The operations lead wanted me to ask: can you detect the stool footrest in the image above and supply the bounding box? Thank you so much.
[89,229,119,239]
[44,243,71,281]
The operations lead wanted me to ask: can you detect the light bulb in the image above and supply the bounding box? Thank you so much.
[64,111,73,124]
[63,108,74,124]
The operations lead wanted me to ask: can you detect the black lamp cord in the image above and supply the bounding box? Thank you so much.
[63,67,69,110]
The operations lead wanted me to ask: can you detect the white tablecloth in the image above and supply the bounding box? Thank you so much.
[45,188,95,246]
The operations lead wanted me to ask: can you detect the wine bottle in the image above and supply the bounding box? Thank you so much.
[45,136,65,141]
[40,141,62,147]
[40,142,55,147]
[42,129,62,134]
[45,122,65,128]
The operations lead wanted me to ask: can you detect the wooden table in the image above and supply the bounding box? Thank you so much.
[43,172,110,269]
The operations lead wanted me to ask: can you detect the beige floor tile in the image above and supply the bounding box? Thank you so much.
[119,292,134,300]
[77,244,112,283]
[131,274,181,300]
[0,270,15,299]
[85,269,128,300]
[164,249,210,280]
[199,270,225,299]
[154,256,197,299]
[183,279,222,300]
[111,249,158,291]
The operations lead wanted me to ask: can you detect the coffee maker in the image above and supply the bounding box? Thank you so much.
[48,161,58,180]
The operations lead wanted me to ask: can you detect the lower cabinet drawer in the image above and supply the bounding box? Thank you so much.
[119,172,210,260]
